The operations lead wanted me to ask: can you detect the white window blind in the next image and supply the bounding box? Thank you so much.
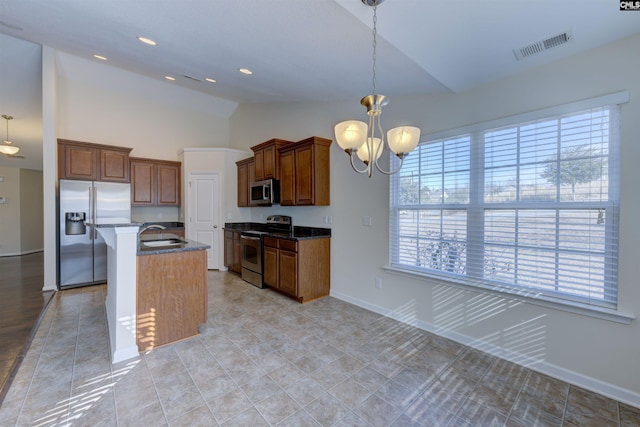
[390,100,622,309]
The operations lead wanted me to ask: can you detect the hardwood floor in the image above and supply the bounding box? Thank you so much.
[0,252,53,404]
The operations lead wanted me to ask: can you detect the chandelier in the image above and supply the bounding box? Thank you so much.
[334,0,420,177]
[1,115,20,156]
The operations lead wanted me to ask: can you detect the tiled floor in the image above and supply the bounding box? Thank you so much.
[0,271,638,426]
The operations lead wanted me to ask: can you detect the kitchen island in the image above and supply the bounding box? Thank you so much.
[137,233,209,351]
[94,223,209,363]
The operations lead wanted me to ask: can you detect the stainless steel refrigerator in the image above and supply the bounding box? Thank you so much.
[58,179,131,289]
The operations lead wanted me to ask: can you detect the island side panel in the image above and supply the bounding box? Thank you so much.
[136,249,207,351]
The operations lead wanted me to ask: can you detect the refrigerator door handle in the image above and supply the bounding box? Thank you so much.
[88,187,94,240]
[93,187,98,239]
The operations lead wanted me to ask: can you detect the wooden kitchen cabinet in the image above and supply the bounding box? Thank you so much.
[251,138,292,181]
[279,136,332,206]
[236,157,254,207]
[136,249,207,351]
[263,236,330,303]
[130,157,181,206]
[58,139,132,182]
[224,229,242,274]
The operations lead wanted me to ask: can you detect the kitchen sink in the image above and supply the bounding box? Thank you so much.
[141,238,186,247]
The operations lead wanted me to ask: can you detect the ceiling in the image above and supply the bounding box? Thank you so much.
[0,0,638,169]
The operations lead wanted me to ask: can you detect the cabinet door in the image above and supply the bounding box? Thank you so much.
[263,145,277,179]
[254,149,264,181]
[232,234,242,273]
[279,150,295,206]
[157,164,180,206]
[131,161,155,205]
[63,144,97,180]
[263,246,279,288]
[237,162,249,207]
[279,250,298,296]
[224,234,234,269]
[294,145,315,205]
[100,149,130,182]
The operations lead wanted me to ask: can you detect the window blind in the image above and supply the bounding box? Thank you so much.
[390,101,621,309]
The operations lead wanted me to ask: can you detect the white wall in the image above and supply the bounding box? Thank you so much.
[55,52,237,159]
[19,168,44,252]
[0,167,22,255]
[228,34,640,405]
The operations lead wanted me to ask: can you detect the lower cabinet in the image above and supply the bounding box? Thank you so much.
[136,250,207,351]
[263,236,330,303]
[224,230,242,274]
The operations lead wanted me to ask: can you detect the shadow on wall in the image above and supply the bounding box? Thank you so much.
[431,285,547,366]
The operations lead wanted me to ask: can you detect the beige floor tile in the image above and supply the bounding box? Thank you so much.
[3,271,637,427]
[305,392,351,426]
[254,389,300,425]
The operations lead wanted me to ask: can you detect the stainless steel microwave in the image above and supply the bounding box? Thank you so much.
[250,179,280,206]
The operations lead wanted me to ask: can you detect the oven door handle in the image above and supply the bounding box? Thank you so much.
[241,235,261,241]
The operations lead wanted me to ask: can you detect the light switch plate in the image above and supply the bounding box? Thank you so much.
[0,196,6,204]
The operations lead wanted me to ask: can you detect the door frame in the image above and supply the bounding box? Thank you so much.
[187,171,222,270]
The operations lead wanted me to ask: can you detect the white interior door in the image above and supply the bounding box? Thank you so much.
[188,173,220,269]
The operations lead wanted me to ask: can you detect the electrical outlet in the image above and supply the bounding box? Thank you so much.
[375,277,382,289]
[327,215,333,225]
[226,212,232,220]
[363,216,372,226]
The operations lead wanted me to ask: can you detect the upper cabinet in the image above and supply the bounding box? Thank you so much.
[251,139,292,181]
[279,137,332,206]
[58,139,132,182]
[236,157,254,207]
[130,157,181,206]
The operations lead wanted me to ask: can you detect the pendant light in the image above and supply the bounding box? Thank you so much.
[1,115,20,156]
[334,0,420,177]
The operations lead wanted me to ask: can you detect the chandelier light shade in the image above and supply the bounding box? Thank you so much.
[334,0,421,177]
[1,115,20,156]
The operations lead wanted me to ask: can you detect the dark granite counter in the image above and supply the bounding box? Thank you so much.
[223,222,331,240]
[88,221,143,228]
[137,232,210,255]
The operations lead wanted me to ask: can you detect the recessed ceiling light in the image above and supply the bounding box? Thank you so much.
[238,68,253,75]
[93,54,107,61]
[137,36,157,46]
[205,78,217,83]
[165,76,175,81]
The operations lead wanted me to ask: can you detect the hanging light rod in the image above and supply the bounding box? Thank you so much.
[334,0,420,178]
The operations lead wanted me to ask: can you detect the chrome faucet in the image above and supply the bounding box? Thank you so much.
[139,224,167,234]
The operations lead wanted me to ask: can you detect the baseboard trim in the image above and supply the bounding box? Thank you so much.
[0,249,44,257]
[330,289,640,409]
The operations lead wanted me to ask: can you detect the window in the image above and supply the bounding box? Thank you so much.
[390,97,623,309]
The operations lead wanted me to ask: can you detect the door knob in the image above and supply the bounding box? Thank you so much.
[213,225,218,228]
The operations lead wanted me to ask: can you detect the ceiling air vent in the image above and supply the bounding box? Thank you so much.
[183,75,202,82]
[513,30,573,61]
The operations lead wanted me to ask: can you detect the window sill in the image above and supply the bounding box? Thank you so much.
[382,265,635,325]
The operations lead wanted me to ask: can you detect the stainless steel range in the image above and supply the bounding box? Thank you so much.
[240,215,292,288]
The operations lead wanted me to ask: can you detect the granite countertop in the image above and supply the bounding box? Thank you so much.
[88,221,143,228]
[140,221,184,229]
[137,232,210,255]
[223,222,331,240]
